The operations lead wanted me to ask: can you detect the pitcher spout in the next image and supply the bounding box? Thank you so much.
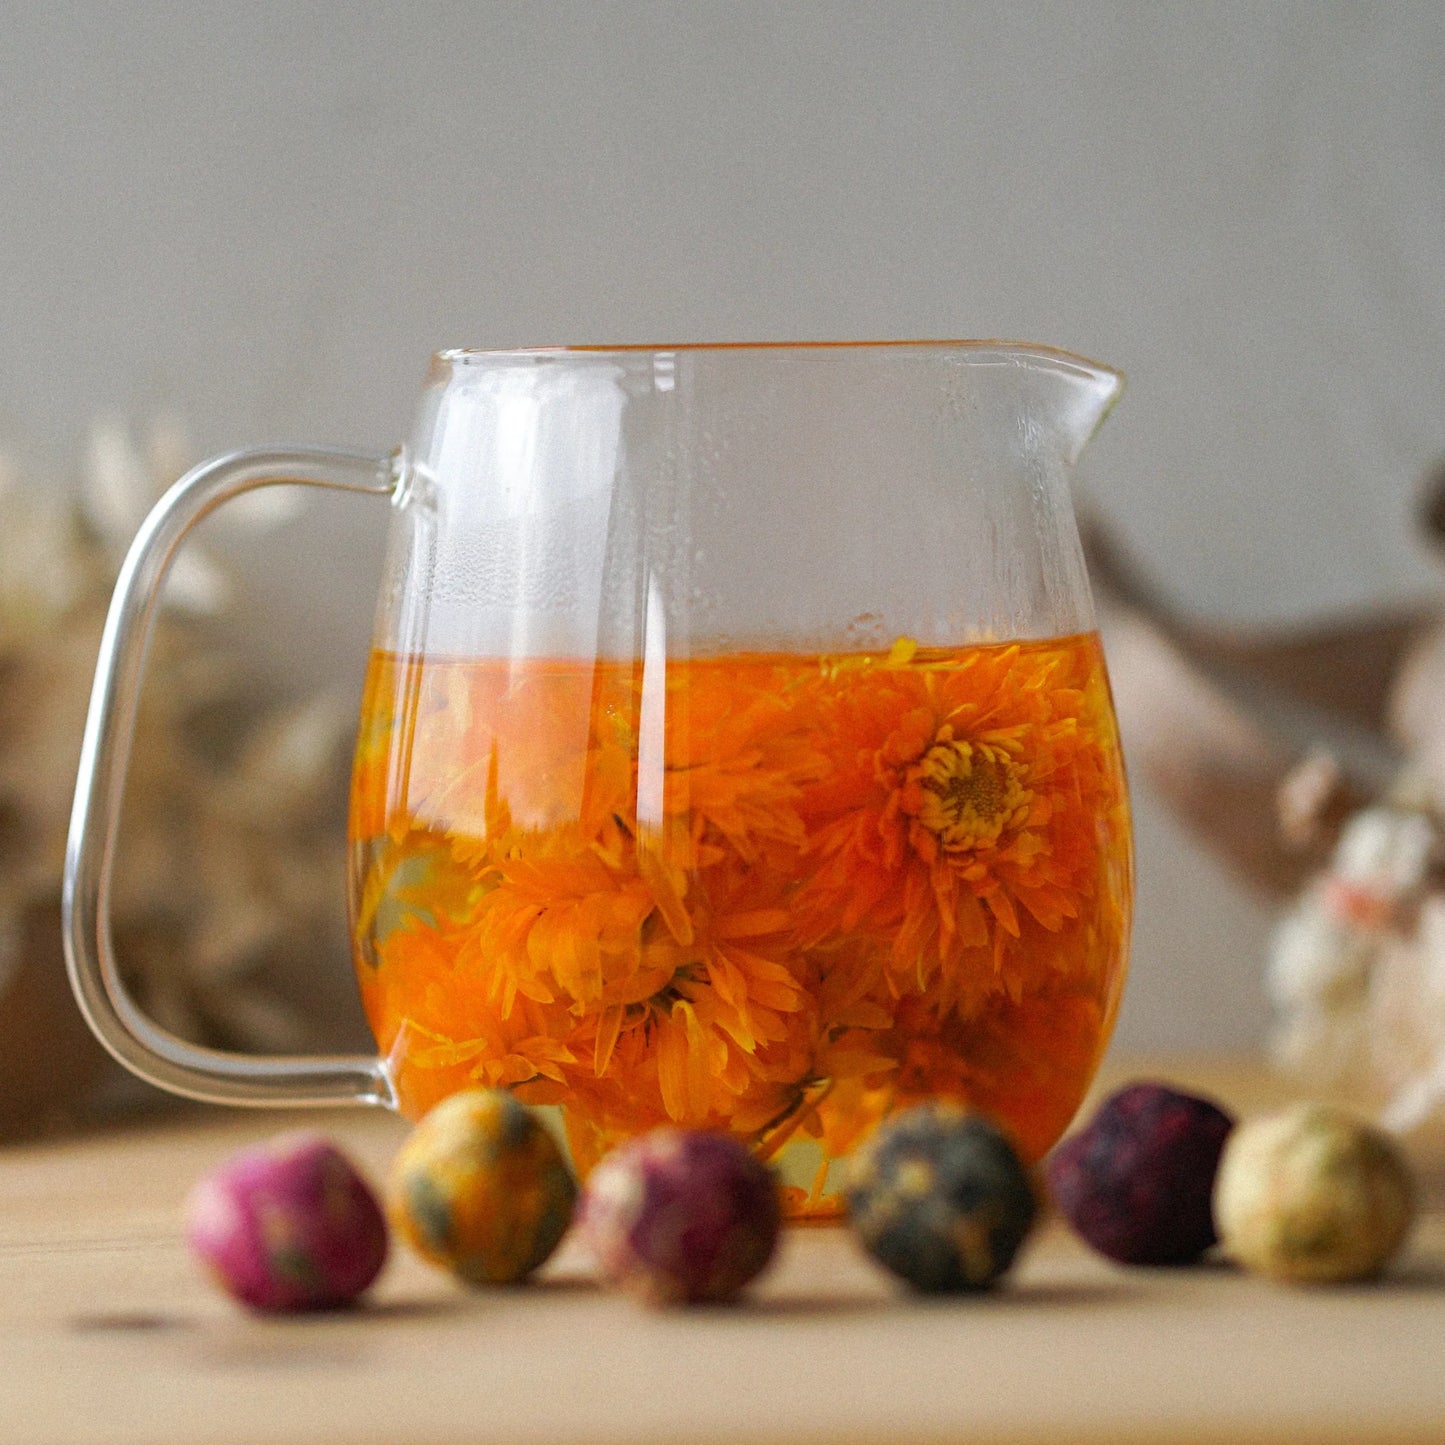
[1019,344,1124,463]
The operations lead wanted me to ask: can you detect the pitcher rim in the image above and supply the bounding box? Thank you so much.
[435,338,1122,380]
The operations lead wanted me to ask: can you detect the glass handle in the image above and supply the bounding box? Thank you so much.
[62,447,399,1109]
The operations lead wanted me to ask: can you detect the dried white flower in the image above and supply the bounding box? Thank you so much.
[1268,799,1445,1134]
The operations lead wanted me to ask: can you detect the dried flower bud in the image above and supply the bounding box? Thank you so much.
[579,1129,781,1306]
[845,1102,1037,1292]
[185,1133,388,1312]
[1214,1103,1415,1283]
[387,1089,577,1285]
[1047,1081,1234,1265]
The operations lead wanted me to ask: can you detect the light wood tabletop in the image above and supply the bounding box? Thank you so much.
[2,1057,1442,1445]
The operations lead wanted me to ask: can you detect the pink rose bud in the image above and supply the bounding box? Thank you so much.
[580,1128,780,1306]
[185,1132,389,1311]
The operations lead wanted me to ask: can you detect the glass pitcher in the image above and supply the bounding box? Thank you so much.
[65,341,1131,1217]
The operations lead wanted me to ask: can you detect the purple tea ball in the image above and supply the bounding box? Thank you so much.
[185,1132,389,1311]
[1048,1081,1235,1265]
[579,1129,781,1306]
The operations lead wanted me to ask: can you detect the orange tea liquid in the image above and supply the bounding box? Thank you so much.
[349,635,1131,1217]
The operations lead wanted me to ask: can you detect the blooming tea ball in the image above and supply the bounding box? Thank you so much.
[1214,1104,1415,1284]
[579,1129,781,1306]
[387,1089,577,1285]
[1047,1081,1235,1265]
[845,1102,1037,1292]
[185,1133,388,1312]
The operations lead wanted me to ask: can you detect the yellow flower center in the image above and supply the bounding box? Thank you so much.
[913,740,1030,852]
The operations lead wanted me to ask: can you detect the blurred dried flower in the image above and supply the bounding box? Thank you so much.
[0,420,359,1134]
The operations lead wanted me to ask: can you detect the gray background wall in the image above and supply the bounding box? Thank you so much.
[5,2,1443,1053]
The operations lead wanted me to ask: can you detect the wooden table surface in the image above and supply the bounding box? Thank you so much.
[2,1057,1443,1445]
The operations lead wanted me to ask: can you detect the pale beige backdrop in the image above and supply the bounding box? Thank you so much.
[3,2,1443,1053]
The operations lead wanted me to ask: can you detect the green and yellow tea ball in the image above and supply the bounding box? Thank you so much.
[846,1102,1038,1292]
[387,1089,577,1285]
[1214,1103,1415,1284]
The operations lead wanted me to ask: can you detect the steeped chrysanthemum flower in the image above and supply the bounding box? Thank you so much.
[795,641,1126,1015]
[906,732,1032,854]
[351,635,1131,1210]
